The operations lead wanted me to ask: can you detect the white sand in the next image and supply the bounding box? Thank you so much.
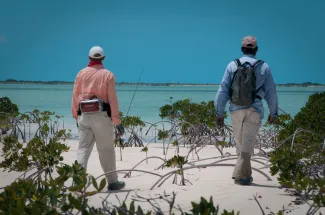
[1,140,324,215]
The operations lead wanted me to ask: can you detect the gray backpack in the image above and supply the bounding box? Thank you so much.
[229,59,264,106]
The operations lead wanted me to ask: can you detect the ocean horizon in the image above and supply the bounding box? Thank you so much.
[1,80,325,87]
[1,84,324,138]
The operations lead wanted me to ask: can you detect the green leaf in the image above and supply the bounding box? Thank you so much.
[16,199,24,210]
[61,205,72,212]
[98,178,106,192]
[191,202,199,212]
[69,186,82,192]
[68,193,82,210]
[49,190,57,207]
[91,176,99,191]
[137,205,144,214]
[129,201,135,215]
[111,209,117,215]
[41,181,50,187]
[21,188,26,196]
[121,201,127,210]
[32,194,38,201]
[85,191,98,196]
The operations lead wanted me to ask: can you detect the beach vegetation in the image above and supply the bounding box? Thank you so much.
[269,92,325,211]
[172,140,180,155]
[0,108,243,214]
[0,97,19,116]
[0,110,71,173]
[165,155,187,186]
[158,129,169,156]
[2,92,325,214]
[114,112,146,160]
[119,111,145,147]
[159,98,226,134]
[158,98,232,152]
[0,97,19,137]
[141,146,149,164]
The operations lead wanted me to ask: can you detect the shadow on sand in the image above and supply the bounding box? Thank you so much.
[249,183,280,189]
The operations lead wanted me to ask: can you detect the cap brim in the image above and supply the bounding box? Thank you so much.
[89,55,105,59]
[242,44,256,48]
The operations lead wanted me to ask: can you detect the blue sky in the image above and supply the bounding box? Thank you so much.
[0,0,324,84]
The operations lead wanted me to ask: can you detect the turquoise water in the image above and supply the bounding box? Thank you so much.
[1,84,324,138]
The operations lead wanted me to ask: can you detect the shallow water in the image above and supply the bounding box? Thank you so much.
[1,84,324,138]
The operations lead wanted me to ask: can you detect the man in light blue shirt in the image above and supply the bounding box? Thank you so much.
[214,36,278,185]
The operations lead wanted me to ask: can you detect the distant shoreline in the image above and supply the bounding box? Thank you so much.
[0,80,325,87]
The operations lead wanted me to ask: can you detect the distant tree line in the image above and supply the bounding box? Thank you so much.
[2,79,73,85]
[277,82,324,87]
[0,79,324,87]
[0,79,216,86]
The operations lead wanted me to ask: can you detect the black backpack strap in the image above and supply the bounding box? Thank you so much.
[253,60,264,68]
[230,59,241,87]
[255,85,263,100]
[234,59,241,67]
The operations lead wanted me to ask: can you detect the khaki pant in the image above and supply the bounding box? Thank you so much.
[77,111,118,184]
[231,107,261,180]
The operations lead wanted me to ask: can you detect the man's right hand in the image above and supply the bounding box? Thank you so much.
[215,115,225,127]
[268,115,276,125]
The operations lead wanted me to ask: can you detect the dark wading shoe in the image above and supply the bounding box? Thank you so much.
[108,181,126,191]
[233,176,253,186]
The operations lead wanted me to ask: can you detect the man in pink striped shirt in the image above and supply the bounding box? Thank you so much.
[71,46,125,191]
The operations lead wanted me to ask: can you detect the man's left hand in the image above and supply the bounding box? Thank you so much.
[116,124,125,136]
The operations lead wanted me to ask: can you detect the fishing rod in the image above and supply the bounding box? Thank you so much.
[278,106,289,116]
[116,68,144,142]
[126,68,144,117]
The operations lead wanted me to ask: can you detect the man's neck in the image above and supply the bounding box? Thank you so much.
[88,60,103,67]
[243,54,256,58]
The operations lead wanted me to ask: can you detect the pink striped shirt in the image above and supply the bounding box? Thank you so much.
[71,64,121,125]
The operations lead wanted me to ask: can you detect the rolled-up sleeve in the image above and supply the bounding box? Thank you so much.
[107,73,121,125]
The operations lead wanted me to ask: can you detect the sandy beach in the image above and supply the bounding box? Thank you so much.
[1,140,323,215]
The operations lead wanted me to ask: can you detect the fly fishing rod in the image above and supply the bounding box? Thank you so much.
[116,68,144,139]
[116,68,144,158]
[126,68,144,117]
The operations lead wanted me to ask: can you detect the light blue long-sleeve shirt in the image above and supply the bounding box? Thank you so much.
[214,54,278,119]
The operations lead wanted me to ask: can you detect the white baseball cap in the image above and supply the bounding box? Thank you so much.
[89,46,105,59]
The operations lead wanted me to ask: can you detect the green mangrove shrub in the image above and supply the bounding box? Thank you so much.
[0,110,71,174]
[186,197,239,215]
[158,129,169,156]
[0,97,19,137]
[119,111,145,147]
[141,146,149,164]
[269,92,325,209]
[159,99,215,128]
[0,161,108,214]
[159,98,228,138]
[165,155,187,186]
